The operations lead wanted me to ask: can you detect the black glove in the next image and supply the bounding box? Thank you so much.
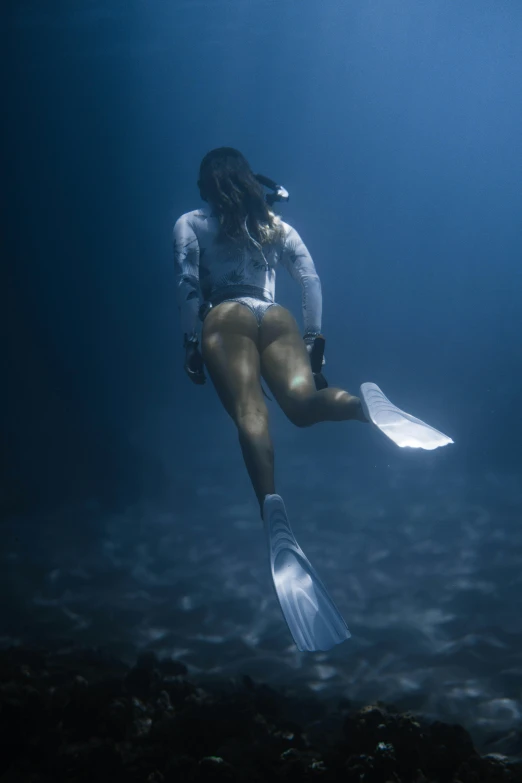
[184,338,206,385]
[304,334,329,391]
[313,371,328,391]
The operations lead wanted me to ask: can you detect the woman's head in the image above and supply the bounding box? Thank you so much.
[198,147,280,244]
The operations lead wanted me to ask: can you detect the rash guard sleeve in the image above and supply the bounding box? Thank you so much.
[173,214,201,342]
[280,224,322,336]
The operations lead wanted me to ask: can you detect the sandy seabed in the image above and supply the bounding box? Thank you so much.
[2,467,522,767]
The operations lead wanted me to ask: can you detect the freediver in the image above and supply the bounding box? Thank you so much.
[173,147,453,652]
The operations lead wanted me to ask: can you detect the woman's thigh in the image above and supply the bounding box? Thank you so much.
[201,301,266,420]
[259,306,316,417]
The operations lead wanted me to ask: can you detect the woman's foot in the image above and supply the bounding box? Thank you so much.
[351,395,369,423]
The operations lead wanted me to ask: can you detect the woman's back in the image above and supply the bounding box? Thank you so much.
[174,205,322,338]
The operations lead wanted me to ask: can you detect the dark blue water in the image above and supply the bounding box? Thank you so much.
[3,0,522,752]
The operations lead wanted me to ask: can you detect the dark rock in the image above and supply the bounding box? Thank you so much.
[1,646,521,783]
[197,755,238,781]
[125,657,161,700]
[157,658,187,677]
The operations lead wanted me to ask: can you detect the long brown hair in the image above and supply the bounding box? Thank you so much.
[198,147,281,244]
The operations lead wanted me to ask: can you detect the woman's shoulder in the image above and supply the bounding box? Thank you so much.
[175,205,213,228]
[277,218,303,245]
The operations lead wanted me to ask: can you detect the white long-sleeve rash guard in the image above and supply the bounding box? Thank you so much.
[173,206,322,343]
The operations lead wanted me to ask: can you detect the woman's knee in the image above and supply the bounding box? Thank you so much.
[235,406,269,438]
[281,390,316,428]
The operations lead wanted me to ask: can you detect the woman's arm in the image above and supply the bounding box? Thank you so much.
[173,213,201,344]
[280,222,322,341]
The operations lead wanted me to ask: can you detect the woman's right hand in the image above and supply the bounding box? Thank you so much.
[184,341,206,385]
[304,334,328,390]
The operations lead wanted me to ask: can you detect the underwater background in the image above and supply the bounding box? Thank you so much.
[4,0,522,752]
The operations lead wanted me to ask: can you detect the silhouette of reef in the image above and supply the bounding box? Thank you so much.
[0,646,521,782]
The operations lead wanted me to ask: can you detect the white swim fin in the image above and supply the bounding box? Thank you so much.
[360,382,453,450]
[263,494,351,652]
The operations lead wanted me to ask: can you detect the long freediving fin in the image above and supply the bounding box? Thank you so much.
[263,494,351,652]
[360,382,454,450]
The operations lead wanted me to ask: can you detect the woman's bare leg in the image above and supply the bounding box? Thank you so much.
[260,307,368,427]
[201,302,275,509]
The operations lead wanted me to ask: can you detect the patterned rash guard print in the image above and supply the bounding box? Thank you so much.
[173,206,322,342]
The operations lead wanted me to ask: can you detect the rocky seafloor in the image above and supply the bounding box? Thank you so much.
[1,645,521,783]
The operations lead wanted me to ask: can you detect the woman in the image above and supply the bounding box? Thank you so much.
[174,147,452,652]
